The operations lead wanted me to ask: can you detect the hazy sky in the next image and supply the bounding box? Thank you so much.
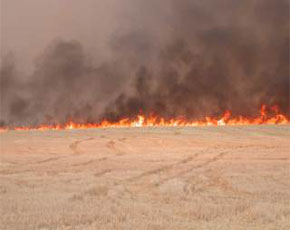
[1,0,131,71]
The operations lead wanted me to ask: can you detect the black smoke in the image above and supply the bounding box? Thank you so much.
[1,0,289,126]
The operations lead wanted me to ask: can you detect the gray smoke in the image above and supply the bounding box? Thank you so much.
[0,0,289,126]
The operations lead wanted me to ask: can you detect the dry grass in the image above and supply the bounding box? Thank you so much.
[0,125,289,229]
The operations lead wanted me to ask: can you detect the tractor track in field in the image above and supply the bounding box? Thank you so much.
[125,147,227,185]
[154,150,228,187]
[69,137,96,154]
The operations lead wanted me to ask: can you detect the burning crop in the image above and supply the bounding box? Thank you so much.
[1,104,288,132]
[1,1,289,130]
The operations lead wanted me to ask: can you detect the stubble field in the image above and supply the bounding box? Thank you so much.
[0,125,289,230]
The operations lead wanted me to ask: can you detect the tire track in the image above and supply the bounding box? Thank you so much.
[36,156,62,164]
[72,158,108,167]
[126,149,208,182]
[155,151,228,186]
[106,140,125,155]
[94,169,112,177]
[70,138,130,168]
[69,137,95,154]
[183,169,253,197]
[71,138,132,169]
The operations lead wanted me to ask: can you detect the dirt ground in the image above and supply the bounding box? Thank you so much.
[0,125,289,230]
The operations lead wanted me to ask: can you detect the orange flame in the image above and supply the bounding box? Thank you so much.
[1,104,289,132]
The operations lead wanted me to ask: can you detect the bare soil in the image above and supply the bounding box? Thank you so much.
[0,126,289,230]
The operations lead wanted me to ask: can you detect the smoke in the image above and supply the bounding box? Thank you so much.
[1,0,289,126]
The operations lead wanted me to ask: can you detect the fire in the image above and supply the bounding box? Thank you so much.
[1,104,289,131]
[133,115,145,127]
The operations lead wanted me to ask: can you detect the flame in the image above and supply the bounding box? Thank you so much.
[1,104,289,132]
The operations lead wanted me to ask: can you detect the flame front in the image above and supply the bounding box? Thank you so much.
[1,104,289,132]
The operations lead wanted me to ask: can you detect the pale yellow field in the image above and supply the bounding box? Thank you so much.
[0,126,289,230]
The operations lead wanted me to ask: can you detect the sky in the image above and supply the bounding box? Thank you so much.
[1,0,129,72]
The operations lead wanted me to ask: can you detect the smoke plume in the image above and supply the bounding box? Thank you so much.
[1,0,289,126]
